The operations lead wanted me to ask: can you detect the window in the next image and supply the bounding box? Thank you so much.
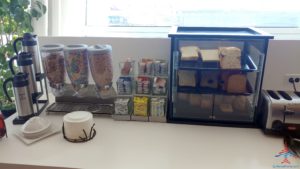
[86,0,300,28]
[49,0,300,38]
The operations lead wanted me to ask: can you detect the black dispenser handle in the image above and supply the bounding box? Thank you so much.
[8,56,18,75]
[2,77,14,102]
[13,37,23,55]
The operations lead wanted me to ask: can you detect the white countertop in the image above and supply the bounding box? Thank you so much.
[1,109,299,169]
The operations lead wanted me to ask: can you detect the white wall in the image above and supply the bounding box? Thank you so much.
[38,37,300,91]
[263,40,300,91]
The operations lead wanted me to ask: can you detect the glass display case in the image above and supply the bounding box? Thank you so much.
[168,27,273,125]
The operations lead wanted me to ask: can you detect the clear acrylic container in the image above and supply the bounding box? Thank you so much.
[136,76,151,94]
[88,44,115,98]
[64,44,89,97]
[153,60,168,76]
[116,77,133,95]
[133,96,149,116]
[152,77,168,95]
[150,97,166,117]
[138,59,153,75]
[119,59,135,76]
[41,44,65,96]
[114,97,132,115]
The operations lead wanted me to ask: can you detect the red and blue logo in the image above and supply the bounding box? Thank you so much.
[273,144,299,168]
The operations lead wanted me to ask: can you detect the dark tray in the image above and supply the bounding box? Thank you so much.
[168,26,273,39]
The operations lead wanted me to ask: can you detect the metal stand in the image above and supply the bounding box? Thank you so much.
[46,84,114,115]
[12,73,49,125]
[33,73,49,115]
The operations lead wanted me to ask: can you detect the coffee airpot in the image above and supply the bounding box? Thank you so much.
[3,73,34,124]
[9,52,38,100]
[13,33,42,75]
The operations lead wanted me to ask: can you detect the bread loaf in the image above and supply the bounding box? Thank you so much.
[226,74,247,93]
[180,46,200,61]
[199,49,220,62]
[219,47,241,69]
[178,70,197,87]
[220,72,247,94]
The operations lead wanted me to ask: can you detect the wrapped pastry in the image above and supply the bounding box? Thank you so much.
[200,71,219,89]
[226,74,247,93]
[219,47,241,69]
[199,49,220,62]
[220,72,247,94]
[201,94,213,109]
[219,104,233,113]
[180,46,200,61]
[189,94,202,106]
[177,93,190,101]
[232,96,248,112]
[178,70,197,87]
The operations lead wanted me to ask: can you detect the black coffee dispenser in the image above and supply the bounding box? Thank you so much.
[9,52,38,100]
[3,73,34,124]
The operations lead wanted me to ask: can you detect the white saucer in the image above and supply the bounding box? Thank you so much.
[14,124,61,145]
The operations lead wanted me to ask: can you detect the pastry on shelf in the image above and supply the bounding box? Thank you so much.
[200,94,213,109]
[200,71,219,89]
[220,71,247,94]
[178,70,197,87]
[232,96,248,112]
[189,94,202,106]
[219,47,241,69]
[180,46,200,61]
[199,49,220,62]
[219,103,233,113]
[226,74,247,93]
[177,92,190,101]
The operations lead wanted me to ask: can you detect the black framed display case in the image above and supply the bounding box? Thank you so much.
[167,26,274,126]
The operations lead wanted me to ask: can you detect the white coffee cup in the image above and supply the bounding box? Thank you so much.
[63,111,94,140]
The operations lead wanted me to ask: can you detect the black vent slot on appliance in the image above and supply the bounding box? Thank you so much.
[267,90,280,100]
[278,91,292,100]
[294,92,300,98]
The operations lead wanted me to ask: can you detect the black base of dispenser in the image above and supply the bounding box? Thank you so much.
[13,114,35,125]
